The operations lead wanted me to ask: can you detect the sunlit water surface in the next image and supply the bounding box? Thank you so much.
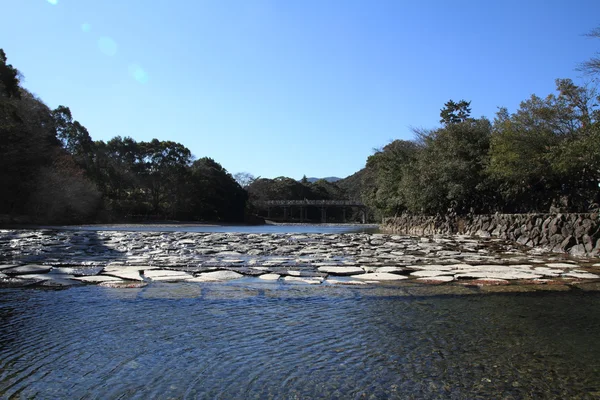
[1,283,599,399]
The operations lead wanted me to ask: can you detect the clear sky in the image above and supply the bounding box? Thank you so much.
[2,1,599,180]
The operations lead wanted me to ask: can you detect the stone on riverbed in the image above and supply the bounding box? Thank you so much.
[417,276,455,284]
[189,270,244,282]
[258,273,280,281]
[454,271,542,280]
[376,266,404,273]
[351,273,409,281]
[317,266,365,276]
[144,269,194,282]
[98,281,148,288]
[73,275,125,284]
[101,267,143,281]
[15,274,80,287]
[326,278,369,285]
[282,276,324,285]
[545,263,578,269]
[563,272,600,279]
[4,264,52,275]
[50,266,104,276]
[410,270,454,277]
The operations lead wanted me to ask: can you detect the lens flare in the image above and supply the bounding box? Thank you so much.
[128,64,149,84]
[98,37,118,56]
[81,23,91,33]
[47,0,58,5]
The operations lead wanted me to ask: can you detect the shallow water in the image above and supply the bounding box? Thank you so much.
[1,283,599,399]
[43,223,380,234]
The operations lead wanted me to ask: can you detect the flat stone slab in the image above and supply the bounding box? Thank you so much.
[408,264,454,271]
[376,266,404,273]
[351,273,409,281]
[317,266,365,276]
[73,275,125,283]
[189,270,244,282]
[15,274,80,287]
[282,276,324,284]
[144,269,193,282]
[416,276,455,284]
[0,264,19,271]
[533,267,563,277]
[326,278,369,285]
[4,265,52,275]
[465,278,511,286]
[455,272,542,280]
[545,263,578,269]
[14,274,50,282]
[258,273,280,280]
[98,281,148,288]
[101,267,143,281]
[411,270,454,277]
[51,266,104,276]
[563,272,600,279]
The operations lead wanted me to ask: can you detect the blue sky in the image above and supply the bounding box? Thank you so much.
[2,0,599,179]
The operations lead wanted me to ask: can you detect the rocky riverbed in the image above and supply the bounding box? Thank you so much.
[1,229,600,291]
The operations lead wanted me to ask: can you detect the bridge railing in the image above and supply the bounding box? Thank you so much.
[260,200,365,207]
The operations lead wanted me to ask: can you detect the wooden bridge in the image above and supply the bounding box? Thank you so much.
[260,200,368,223]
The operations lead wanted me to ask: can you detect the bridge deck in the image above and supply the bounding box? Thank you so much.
[262,200,364,207]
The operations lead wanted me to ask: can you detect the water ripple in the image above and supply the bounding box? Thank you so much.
[0,286,599,398]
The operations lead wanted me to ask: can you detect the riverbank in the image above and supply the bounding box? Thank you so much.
[1,229,600,292]
[382,213,600,257]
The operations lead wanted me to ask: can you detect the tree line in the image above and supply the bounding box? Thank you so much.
[359,79,600,220]
[0,49,246,224]
[2,26,599,224]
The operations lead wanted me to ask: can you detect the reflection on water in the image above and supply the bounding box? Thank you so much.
[44,223,380,234]
[0,284,599,399]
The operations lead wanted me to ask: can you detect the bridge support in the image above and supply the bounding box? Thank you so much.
[361,208,367,224]
[342,208,346,223]
[283,206,289,221]
[320,207,327,223]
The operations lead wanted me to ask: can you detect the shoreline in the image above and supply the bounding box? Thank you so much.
[1,228,599,292]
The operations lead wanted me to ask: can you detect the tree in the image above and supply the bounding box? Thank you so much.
[0,49,20,98]
[578,27,600,76]
[401,118,492,215]
[440,99,472,125]
[234,172,256,189]
[487,80,600,212]
[363,140,419,218]
[189,158,247,221]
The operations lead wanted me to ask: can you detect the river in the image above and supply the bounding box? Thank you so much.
[1,225,599,399]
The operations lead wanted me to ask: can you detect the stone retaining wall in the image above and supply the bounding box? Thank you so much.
[382,213,600,257]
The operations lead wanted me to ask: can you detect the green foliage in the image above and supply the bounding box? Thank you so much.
[0,49,20,99]
[440,99,472,125]
[0,48,248,224]
[364,81,600,218]
[362,140,418,218]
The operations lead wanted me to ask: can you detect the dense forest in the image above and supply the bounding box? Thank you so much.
[0,49,246,224]
[356,83,600,220]
[2,28,600,224]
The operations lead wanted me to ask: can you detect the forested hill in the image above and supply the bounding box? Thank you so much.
[0,49,246,224]
[336,83,600,222]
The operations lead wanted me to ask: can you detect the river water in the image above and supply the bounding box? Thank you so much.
[1,225,600,399]
[1,282,599,399]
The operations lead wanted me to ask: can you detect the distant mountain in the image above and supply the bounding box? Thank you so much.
[305,176,341,183]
